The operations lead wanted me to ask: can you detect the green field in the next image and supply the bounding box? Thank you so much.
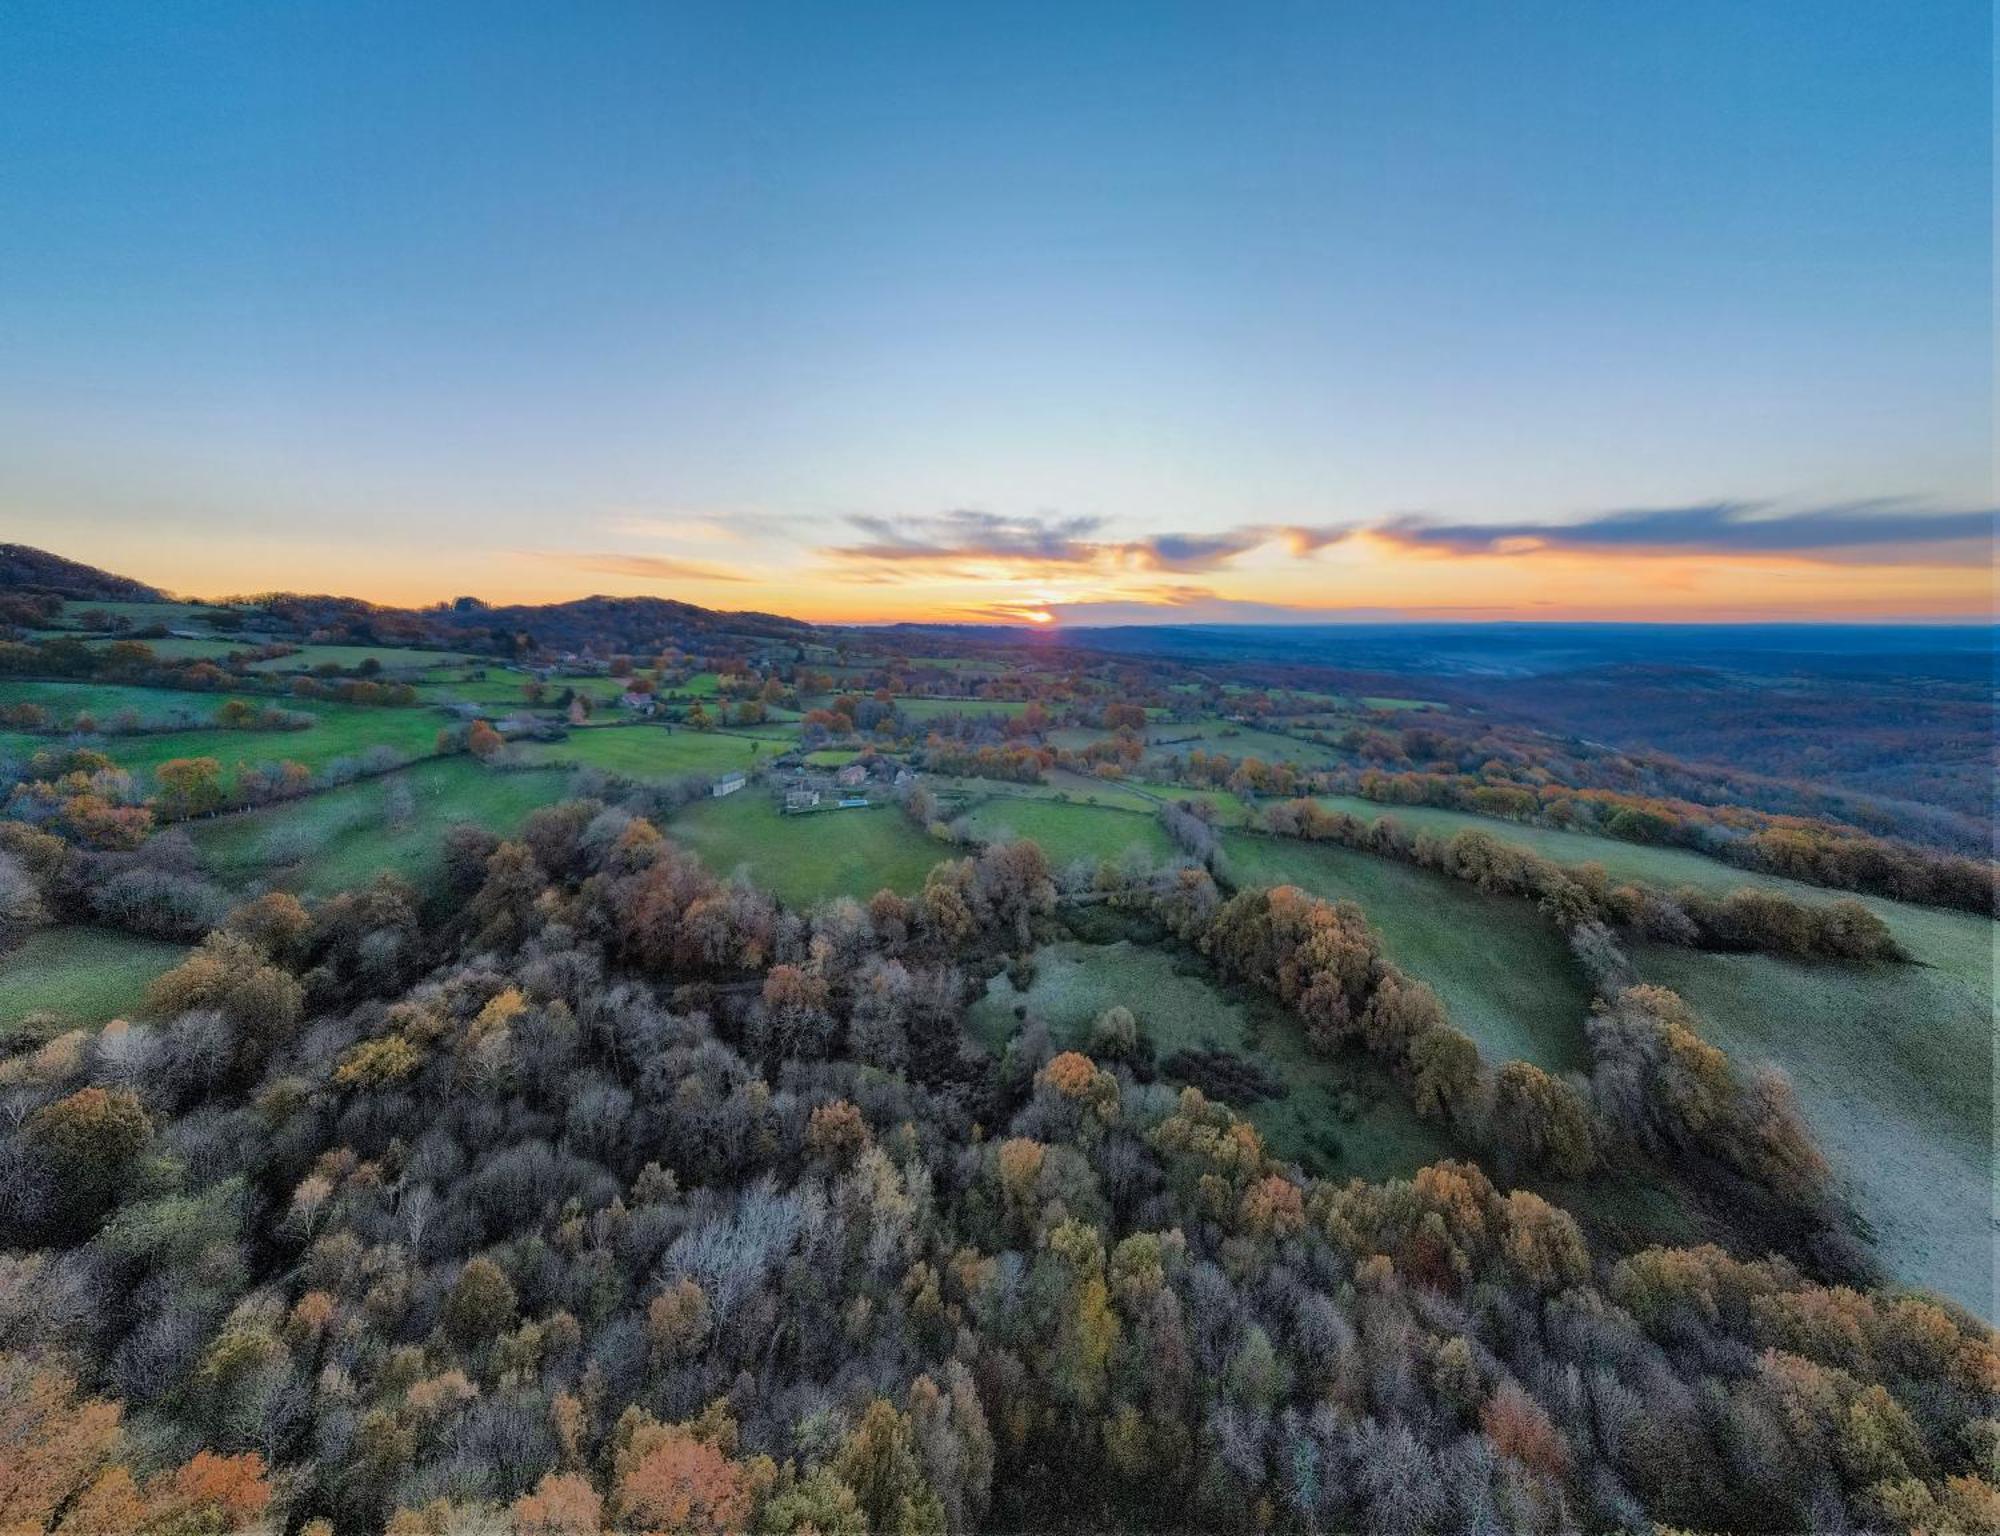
[512,727,770,781]
[1145,722,1339,766]
[959,798,1174,871]
[1302,794,1995,979]
[247,643,476,673]
[930,771,1163,816]
[665,790,945,908]
[192,759,571,895]
[83,635,250,661]
[891,696,1030,720]
[1221,833,1593,1071]
[414,675,560,711]
[0,684,453,787]
[56,599,215,629]
[0,926,189,1040]
[967,938,1458,1179]
[1633,942,1994,1315]
[0,680,256,725]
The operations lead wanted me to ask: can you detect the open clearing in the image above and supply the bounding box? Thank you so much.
[1144,722,1340,767]
[1221,832,1594,1071]
[511,727,769,781]
[1634,942,1994,1316]
[193,759,571,895]
[958,797,1174,871]
[246,643,478,672]
[1302,794,1995,981]
[967,937,1458,1180]
[0,926,188,1039]
[665,790,944,908]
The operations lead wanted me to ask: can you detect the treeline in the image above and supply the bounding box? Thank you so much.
[1346,769,1998,916]
[3,741,421,857]
[1096,861,1837,1243]
[0,634,424,705]
[1258,799,1904,964]
[0,696,313,738]
[1,802,1993,1533]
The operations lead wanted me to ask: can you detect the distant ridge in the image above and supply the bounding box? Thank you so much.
[0,543,166,602]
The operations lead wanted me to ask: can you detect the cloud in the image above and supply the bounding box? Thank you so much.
[832,510,1109,567]
[533,551,750,583]
[1372,499,1995,562]
[822,510,1322,579]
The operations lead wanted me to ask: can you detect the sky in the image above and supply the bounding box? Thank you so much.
[0,0,1991,623]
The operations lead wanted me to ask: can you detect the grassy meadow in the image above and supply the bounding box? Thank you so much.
[511,726,770,781]
[1634,942,1994,1315]
[1221,832,1594,1071]
[966,937,1459,1180]
[957,797,1174,871]
[0,926,188,1040]
[664,791,945,908]
[192,759,572,896]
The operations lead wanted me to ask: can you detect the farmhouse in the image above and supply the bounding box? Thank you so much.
[784,787,821,813]
[835,762,868,788]
[711,770,747,797]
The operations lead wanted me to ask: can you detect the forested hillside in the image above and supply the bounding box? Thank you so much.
[2,550,1995,1534]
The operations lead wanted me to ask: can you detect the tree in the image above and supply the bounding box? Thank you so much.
[0,1356,122,1531]
[510,1472,601,1536]
[1493,1061,1597,1179]
[147,930,303,1064]
[834,1400,946,1536]
[155,756,227,818]
[443,1256,518,1344]
[1409,1026,1480,1121]
[25,1086,151,1217]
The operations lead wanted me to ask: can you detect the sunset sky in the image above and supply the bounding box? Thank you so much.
[1,1,1990,623]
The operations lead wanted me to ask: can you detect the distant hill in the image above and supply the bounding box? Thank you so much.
[0,544,166,602]
[0,543,820,658]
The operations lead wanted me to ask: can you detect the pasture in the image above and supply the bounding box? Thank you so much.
[966,938,1459,1179]
[247,643,477,672]
[1634,942,1994,1316]
[958,797,1174,871]
[192,759,571,896]
[1301,794,1995,978]
[1145,722,1339,766]
[665,791,944,908]
[511,727,769,781]
[0,926,188,1040]
[1221,832,1594,1071]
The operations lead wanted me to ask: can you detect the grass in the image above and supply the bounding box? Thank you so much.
[890,696,1030,720]
[246,643,476,673]
[87,635,250,660]
[0,683,462,791]
[192,759,572,896]
[665,791,946,908]
[1360,696,1442,711]
[413,675,561,711]
[511,727,772,781]
[804,749,863,766]
[0,680,258,725]
[57,599,214,628]
[0,927,188,1040]
[1145,722,1339,766]
[1301,794,1995,984]
[958,798,1174,871]
[966,938,1459,1180]
[1633,942,1995,1316]
[1221,832,1594,1072]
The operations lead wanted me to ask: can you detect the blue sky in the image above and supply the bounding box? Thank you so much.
[0,1,1989,618]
